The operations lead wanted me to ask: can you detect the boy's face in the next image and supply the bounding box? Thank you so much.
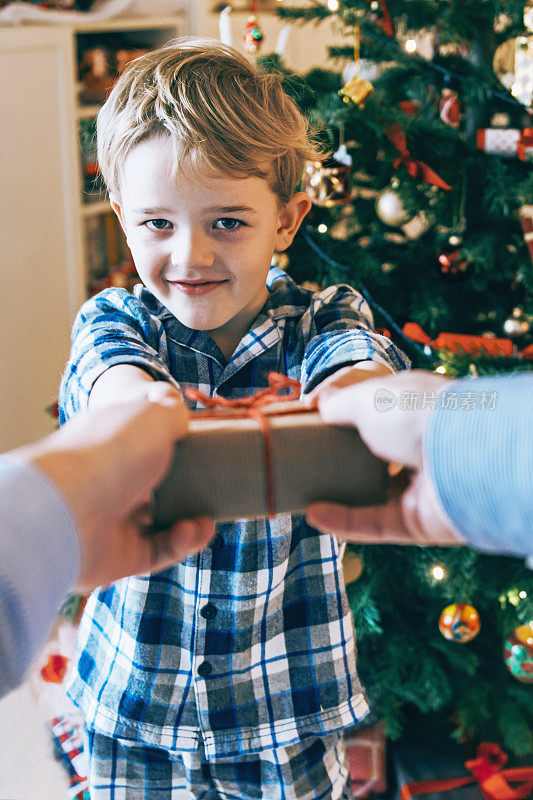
[111,137,310,357]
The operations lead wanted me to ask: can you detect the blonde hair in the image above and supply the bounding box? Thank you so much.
[97,37,325,203]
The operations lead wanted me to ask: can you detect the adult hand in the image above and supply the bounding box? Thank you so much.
[14,383,215,590]
[304,369,464,547]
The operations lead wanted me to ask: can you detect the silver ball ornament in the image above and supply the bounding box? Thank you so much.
[503,307,530,338]
[376,187,410,226]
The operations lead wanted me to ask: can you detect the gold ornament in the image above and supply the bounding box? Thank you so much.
[339,75,374,107]
[503,307,531,337]
[300,280,323,292]
[342,551,363,585]
[330,205,361,240]
[302,158,352,207]
[402,211,432,240]
[271,252,289,270]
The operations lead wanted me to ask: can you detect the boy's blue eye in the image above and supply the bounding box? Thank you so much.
[214,218,244,231]
[145,219,172,230]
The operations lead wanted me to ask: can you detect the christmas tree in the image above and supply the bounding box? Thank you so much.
[254,0,533,755]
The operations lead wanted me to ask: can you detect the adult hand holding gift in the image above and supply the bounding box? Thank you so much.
[304,368,533,560]
[304,368,459,546]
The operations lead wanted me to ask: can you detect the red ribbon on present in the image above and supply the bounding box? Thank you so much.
[388,125,453,191]
[400,742,533,800]
[402,321,533,360]
[40,654,69,683]
[184,372,309,519]
[517,129,533,162]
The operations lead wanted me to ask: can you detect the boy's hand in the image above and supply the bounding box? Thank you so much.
[304,370,464,547]
[14,383,215,591]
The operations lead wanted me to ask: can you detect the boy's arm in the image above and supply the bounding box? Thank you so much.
[88,364,157,409]
[59,288,177,422]
[299,283,410,394]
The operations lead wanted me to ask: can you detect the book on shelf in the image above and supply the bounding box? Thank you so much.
[85,211,137,296]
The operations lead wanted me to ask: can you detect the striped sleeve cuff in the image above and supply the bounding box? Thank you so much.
[301,330,410,390]
[0,457,80,693]
[424,373,533,561]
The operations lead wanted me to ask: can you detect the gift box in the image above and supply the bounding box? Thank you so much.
[389,715,533,800]
[152,388,388,526]
[345,721,387,798]
[476,128,532,161]
[476,129,521,157]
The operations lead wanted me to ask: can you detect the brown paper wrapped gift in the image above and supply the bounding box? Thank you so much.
[152,379,388,526]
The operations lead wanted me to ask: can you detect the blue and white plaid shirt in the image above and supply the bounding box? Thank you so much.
[60,266,409,759]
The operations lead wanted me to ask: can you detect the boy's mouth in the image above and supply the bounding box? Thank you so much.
[168,278,229,296]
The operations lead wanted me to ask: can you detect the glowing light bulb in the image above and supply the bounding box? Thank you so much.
[519,590,528,599]
[508,589,520,606]
[435,366,447,374]
[405,39,417,54]
[431,565,446,581]
[328,0,339,10]
[317,223,328,233]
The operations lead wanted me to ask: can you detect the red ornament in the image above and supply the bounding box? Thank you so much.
[503,624,533,683]
[439,249,468,274]
[244,13,264,53]
[439,603,480,643]
[439,89,460,128]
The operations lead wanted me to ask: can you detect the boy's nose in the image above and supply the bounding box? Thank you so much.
[170,230,215,270]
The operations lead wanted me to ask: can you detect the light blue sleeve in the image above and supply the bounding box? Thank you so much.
[424,373,533,561]
[0,456,79,698]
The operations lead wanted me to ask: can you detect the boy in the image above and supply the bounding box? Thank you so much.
[60,38,409,799]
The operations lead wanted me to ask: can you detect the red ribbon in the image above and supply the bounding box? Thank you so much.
[40,654,69,683]
[402,321,528,359]
[517,128,533,161]
[365,0,395,36]
[388,124,453,191]
[184,372,308,519]
[400,743,533,800]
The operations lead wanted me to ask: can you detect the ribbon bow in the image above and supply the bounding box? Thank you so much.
[184,373,306,518]
[184,372,301,410]
[400,742,533,800]
[388,124,452,191]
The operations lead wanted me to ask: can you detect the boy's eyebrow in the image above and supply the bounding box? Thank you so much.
[204,205,258,215]
[130,205,258,215]
[132,207,173,215]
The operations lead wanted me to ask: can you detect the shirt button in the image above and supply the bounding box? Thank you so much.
[197,661,212,678]
[200,602,217,620]
[211,536,224,550]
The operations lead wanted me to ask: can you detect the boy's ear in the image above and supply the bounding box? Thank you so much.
[275,192,312,251]
[110,195,127,235]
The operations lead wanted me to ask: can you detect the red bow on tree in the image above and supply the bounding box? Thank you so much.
[388,124,452,191]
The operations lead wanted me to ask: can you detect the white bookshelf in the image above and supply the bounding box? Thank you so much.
[0,13,185,449]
